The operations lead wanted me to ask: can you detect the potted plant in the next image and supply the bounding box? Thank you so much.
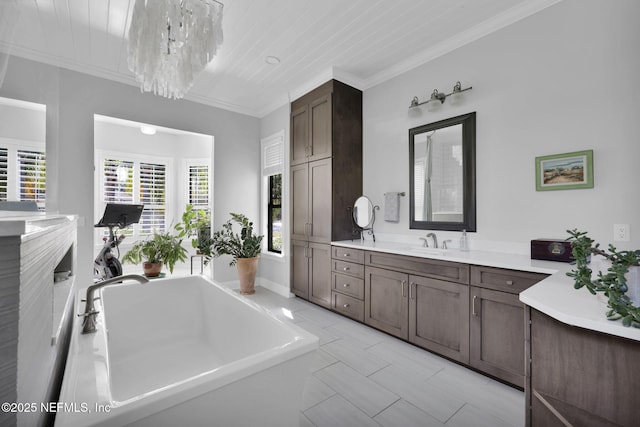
[211,213,263,294]
[122,231,188,277]
[175,204,213,263]
[567,229,640,328]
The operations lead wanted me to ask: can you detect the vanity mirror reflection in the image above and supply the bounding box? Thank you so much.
[409,112,476,231]
[352,195,379,241]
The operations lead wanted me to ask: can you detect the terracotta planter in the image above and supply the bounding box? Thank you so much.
[143,261,163,277]
[236,256,259,295]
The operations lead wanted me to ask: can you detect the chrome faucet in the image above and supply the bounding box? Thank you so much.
[80,274,149,334]
[442,239,452,249]
[419,237,429,247]
[426,233,438,249]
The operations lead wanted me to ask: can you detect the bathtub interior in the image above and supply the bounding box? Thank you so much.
[101,276,305,403]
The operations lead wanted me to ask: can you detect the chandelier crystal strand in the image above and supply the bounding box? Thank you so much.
[127,0,223,99]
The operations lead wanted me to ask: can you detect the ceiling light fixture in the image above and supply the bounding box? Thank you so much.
[409,81,472,110]
[140,125,157,135]
[127,0,224,100]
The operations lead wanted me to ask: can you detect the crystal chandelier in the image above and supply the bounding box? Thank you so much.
[127,0,224,99]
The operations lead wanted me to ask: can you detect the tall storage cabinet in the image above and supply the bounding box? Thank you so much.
[290,80,362,308]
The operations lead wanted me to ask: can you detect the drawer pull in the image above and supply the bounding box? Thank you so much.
[472,295,478,316]
[506,280,514,285]
[343,267,350,271]
[343,253,350,257]
[343,283,350,288]
[343,303,350,309]
[401,280,407,297]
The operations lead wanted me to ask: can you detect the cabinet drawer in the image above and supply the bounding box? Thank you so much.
[332,246,365,264]
[365,251,469,284]
[332,260,364,278]
[332,273,364,299]
[470,265,548,294]
[332,292,364,322]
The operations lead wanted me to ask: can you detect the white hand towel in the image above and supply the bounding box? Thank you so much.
[384,192,400,222]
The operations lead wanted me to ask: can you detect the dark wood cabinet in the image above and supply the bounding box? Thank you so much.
[331,247,365,321]
[526,308,640,427]
[290,80,362,306]
[291,158,332,243]
[409,275,470,364]
[364,266,409,340]
[469,286,526,387]
[291,239,331,308]
[469,266,549,388]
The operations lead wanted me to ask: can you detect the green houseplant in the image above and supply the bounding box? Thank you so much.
[122,231,188,277]
[175,204,213,263]
[211,213,263,294]
[567,229,640,328]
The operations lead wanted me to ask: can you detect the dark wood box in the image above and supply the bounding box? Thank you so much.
[531,239,574,262]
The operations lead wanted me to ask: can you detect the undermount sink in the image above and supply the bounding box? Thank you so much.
[404,246,449,256]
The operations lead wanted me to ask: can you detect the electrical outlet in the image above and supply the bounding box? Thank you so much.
[613,224,630,242]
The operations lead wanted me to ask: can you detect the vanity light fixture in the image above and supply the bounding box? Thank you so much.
[409,81,472,110]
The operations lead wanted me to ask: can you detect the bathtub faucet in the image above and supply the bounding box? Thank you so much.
[81,274,149,334]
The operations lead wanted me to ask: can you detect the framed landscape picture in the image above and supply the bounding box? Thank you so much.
[535,149,594,191]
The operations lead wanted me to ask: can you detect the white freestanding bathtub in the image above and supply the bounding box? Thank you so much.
[55,275,318,427]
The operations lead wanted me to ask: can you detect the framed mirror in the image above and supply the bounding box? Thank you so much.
[409,112,476,231]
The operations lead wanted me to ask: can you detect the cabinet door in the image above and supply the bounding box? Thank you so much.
[290,163,309,241]
[409,275,470,364]
[290,240,309,299]
[308,94,332,162]
[308,158,332,243]
[290,105,309,166]
[308,242,331,308]
[365,266,408,340]
[470,286,525,387]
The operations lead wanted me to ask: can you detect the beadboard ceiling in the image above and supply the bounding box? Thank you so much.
[0,0,560,117]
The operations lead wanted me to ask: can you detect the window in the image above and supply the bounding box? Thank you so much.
[261,131,284,255]
[268,174,282,253]
[0,144,46,210]
[139,162,166,234]
[187,163,210,213]
[98,153,169,239]
[0,148,7,201]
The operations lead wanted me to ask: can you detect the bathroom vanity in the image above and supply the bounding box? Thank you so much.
[520,266,640,426]
[330,240,553,388]
[328,239,640,426]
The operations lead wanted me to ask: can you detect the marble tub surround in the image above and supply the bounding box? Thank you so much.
[0,214,78,427]
[332,238,640,342]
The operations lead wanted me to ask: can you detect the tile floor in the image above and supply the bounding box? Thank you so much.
[243,286,525,427]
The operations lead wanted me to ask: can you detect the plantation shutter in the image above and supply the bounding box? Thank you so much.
[17,149,46,210]
[139,162,166,235]
[103,159,134,203]
[188,164,209,211]
[262,139,283,176]
[0,148,7,201]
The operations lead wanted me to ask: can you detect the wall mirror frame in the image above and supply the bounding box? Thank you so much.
[409,111,476,232]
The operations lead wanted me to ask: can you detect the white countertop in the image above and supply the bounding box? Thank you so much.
[332,239,640,342]
[0,213,76,237]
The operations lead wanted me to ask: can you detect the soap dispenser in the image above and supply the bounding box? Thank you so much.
[460,229,469,252]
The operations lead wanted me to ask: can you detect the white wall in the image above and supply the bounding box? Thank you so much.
[0,56,260,287]
[258,103,291,296]
[363,0,640,251]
